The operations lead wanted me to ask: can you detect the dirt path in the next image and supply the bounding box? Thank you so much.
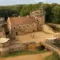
[0,52,52,60]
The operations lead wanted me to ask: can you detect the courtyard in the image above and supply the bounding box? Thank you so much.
[16,31,54,43]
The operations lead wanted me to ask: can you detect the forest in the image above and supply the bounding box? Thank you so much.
[0,2,60,24]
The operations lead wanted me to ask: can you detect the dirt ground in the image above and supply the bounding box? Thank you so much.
[0,52,52,60]
[16,31,54,43]
[0,32,53,60]
[0,31,54,60]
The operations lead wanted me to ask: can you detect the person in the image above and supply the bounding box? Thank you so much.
[31,33,35,38]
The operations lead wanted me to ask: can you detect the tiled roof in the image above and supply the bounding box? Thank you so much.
[8,16,36,27]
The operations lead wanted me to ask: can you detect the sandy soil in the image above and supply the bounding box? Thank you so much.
[0,52,52,60]
[16,31,54,43]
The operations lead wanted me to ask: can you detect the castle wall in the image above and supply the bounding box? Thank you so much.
[7,18,12,34]
[0,41,10,56]
[12,23,37,35]
[37,16,45,30]
[0,47,9,56]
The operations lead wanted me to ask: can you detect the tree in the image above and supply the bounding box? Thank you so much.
[44,4,52,23]
[20,5,32,16]
[52,5,60,24]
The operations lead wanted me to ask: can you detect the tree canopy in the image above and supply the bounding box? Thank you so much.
[0,3,60,24]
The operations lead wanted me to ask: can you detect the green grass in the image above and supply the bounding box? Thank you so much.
[45,52,60,60]
[45,55,57,60]
[4,49,46,57]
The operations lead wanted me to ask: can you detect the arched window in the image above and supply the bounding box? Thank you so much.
[14,27,15,29]
[33,30,35,32]
[16,32,18,35]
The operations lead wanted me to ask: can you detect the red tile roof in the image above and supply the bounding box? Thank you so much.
[8,17,36,27]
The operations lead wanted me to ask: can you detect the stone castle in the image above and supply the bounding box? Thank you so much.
[7,8,45,39]
[0,8,45,56]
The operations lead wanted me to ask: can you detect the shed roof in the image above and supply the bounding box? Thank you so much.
[0,38,9,43]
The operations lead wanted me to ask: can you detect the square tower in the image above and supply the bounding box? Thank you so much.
[30,8,45,30]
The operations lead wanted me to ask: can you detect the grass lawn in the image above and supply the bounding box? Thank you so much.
[4,49,46,57]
